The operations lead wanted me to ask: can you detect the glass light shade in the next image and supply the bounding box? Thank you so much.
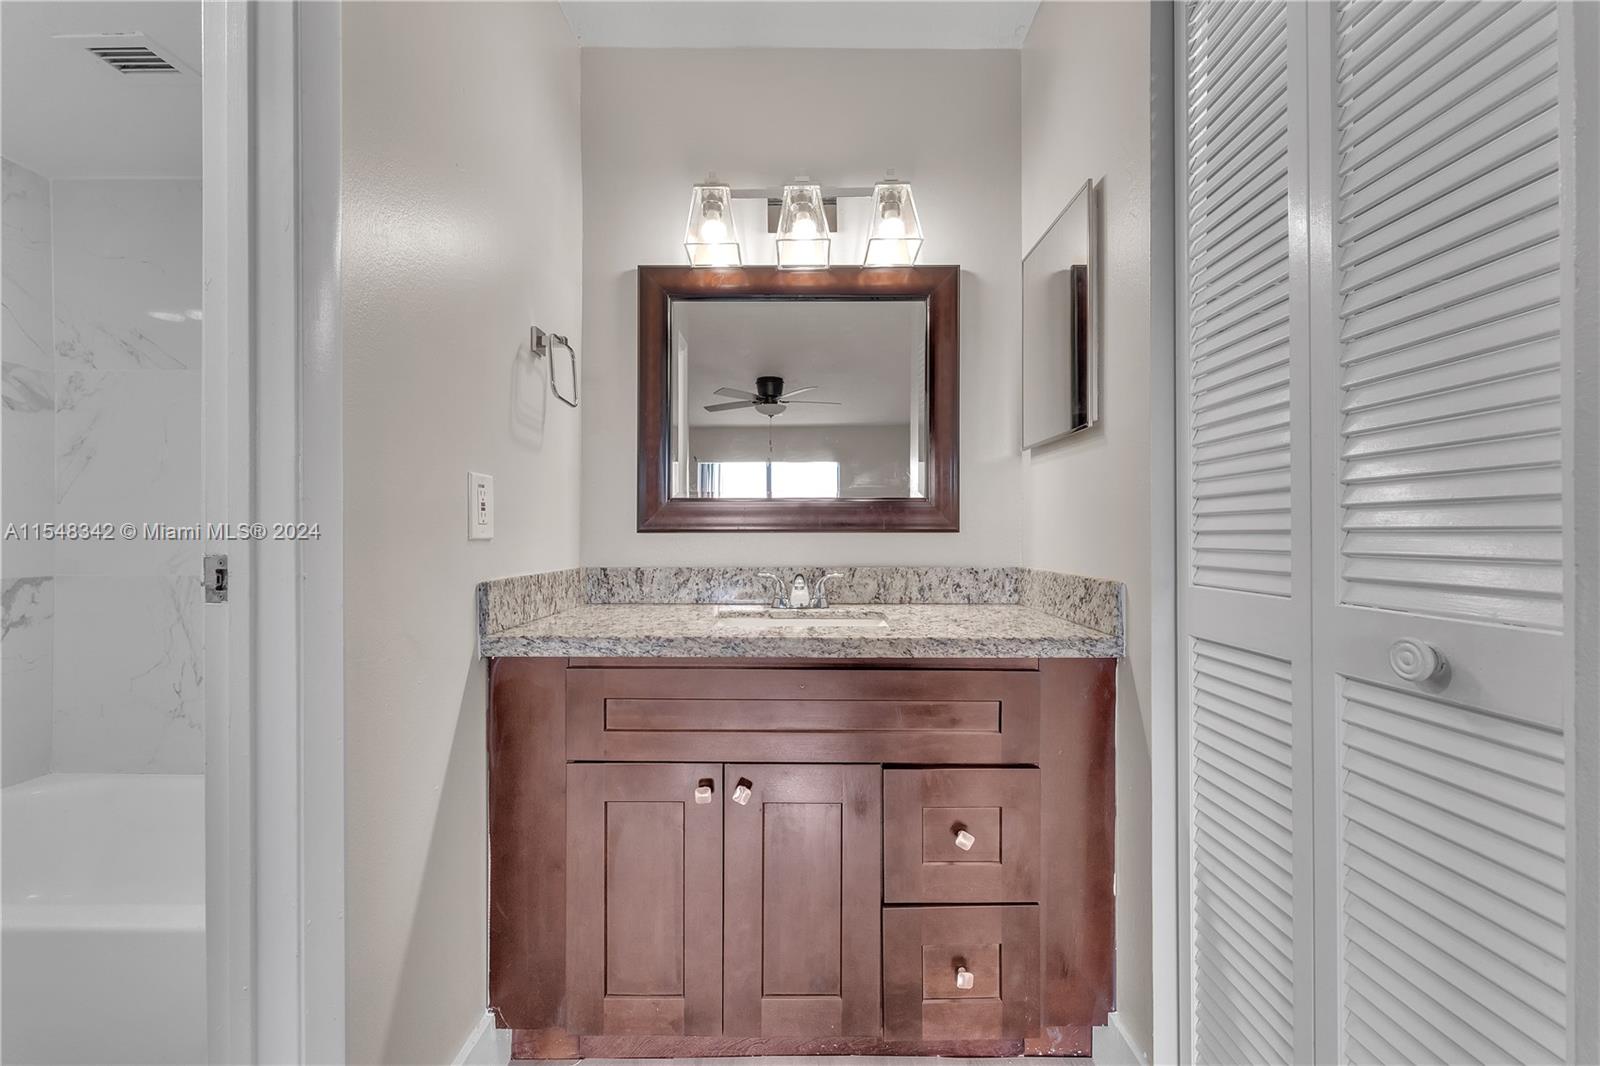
[775,183,831,270]
[683,184,742,267]
[864,180,923,267]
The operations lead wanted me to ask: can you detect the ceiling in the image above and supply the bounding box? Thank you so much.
[559,1,1040,49]
[1,1,201,179]
[680,299,925,428]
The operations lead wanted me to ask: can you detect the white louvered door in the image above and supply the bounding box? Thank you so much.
[1180,1,1582,1063]
[1179,2,1317,1063]
[1309,2,1572,1063]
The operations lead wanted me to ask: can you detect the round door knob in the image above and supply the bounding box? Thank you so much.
[1389,638,1445,683]
[955,966,975,990]
[953,828,976,851]
[732,782,753,806]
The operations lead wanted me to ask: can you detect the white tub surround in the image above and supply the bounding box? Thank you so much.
[1,773,205,1066]
[2,158,56,785]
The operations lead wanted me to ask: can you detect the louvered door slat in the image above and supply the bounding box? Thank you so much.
[1190,634,1296,1065]
[1338,8,1558,179]
[1186,0,1294,602]
[1333,0,1564,630]
[1341,433,1560,480]
[1337,665,1568,1065]
[1335,2,1521,126]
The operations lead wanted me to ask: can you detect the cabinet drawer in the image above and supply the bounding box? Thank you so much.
[884,769,1041,902]
[883,905,1040,1040]
[568,667,1040,764]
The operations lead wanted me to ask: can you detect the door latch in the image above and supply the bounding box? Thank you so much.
[204,553,229,604]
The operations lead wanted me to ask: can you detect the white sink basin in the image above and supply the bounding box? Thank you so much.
[713,607,889,630]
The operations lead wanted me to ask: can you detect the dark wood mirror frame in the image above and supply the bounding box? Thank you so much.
[637,265,960,533]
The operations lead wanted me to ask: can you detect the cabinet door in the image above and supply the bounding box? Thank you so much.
[723,764,882,1037]
[567,763,723,1036]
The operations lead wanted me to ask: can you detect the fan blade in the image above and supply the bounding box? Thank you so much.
[783,400,842,405]
[714,386,760,400]
[778,386,817,398]
[703,400,752,412]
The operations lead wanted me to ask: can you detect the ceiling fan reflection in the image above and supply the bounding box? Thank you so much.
[703,375,842,419]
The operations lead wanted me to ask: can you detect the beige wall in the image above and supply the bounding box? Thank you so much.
[579,48,1022,564]
[1021,3,1155,1057]
[341,4,582,1062]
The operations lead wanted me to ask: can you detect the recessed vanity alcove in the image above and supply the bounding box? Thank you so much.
[481,237,1119,1057]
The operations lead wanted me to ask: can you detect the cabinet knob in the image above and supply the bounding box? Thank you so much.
[1390,638,1446,683]
[694,781,714,805]
[955,965,975,990]
[732,779,753,806]
[953,828,976,851]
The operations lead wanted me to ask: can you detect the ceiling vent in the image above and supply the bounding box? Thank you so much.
[90,43,178,74]
[53,32,194,84]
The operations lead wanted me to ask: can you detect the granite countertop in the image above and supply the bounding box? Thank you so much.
[479,602,1122,660]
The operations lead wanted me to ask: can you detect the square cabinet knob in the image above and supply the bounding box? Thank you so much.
[732,782,753,806]
[955,966,975,990]
[693,783,714,805]
[953,828,976,851]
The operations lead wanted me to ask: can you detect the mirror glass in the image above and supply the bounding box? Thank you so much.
[667,299,929,500]
[1022,180,1097,448]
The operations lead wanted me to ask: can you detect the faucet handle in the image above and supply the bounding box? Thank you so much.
[815,572,845,608]
[755,572,786,608]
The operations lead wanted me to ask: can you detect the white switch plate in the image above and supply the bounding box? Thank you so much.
[468,472,494,540]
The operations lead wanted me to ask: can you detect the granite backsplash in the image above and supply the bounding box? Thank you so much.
[479,565,1123,643]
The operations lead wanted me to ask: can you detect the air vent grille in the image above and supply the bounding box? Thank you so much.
[88,45,178,73]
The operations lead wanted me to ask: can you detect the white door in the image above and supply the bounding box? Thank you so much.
[1178,2,1317,1062]
[1309,2,1572,1062]
[1180,1,1584,1063]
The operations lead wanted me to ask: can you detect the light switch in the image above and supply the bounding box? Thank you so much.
[469,472,494,540]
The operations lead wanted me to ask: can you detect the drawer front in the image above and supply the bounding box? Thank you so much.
[567,667,1040,764]
[883,905,1040,1040]
[884,769,1041,902]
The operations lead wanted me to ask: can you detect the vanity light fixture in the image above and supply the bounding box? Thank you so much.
[864,176,923,267]
[683,179,742,267]
[775,181,831,270]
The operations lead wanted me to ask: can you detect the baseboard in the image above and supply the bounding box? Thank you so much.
[453,1011,512,1066]
[1092,1012,1151,1066]
[474,1008,1137,1065]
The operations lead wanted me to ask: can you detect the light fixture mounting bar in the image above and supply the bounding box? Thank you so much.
[728,186,875,200]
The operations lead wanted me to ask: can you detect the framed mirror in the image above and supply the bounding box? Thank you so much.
[1022,179,1098,448]
[638,266,959,532]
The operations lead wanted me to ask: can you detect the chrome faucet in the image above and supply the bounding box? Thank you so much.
[756,572,787,607]
[753,571,845,609]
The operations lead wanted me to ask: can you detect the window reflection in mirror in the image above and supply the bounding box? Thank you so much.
[667,299,929,500]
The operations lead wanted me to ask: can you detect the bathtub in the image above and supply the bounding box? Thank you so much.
[3,773,206,1066]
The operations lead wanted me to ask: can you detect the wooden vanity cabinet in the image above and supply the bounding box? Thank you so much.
[488,656,1115,1059]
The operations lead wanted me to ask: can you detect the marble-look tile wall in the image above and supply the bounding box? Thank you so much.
[50,178,204,773]
[2,159,55,783]
[0,168,204,780]
[2,577,53,784]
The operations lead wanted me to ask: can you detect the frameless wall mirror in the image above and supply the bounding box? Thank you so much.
[1022,179,1098,448]
[638,266,959,532]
